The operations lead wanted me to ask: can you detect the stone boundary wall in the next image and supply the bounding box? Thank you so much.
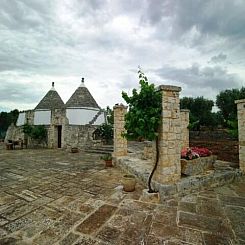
[190,130,239,163]
[64,125,97,149]
[190,130,237,141]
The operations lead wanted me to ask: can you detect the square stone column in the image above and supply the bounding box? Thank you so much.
[113,104,128,157]
[154,85,182,184]
[235,99,245,173]
[180,109,190,149]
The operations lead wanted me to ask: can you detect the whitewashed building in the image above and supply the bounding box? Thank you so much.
[6,79,107,149]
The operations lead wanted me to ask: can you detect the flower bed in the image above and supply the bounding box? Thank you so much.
[181,147,212,160]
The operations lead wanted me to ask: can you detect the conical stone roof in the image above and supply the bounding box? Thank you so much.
[35,83,65,110]
[66,78,99,108]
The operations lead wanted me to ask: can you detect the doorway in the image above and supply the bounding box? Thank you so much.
[57,125,62,148]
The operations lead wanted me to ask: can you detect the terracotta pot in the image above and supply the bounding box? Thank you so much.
[105,160,113,167]
[122,175,136,192]
[71,147,79,153]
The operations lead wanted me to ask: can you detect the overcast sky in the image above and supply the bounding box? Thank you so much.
[0,0,245,112]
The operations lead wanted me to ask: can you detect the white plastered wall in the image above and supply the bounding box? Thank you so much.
[34,110,51,125]
[93,113,106,125]
[16,112,26,126]
[66,108,99,125]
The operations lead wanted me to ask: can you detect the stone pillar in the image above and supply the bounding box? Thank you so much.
[235,99,245,173]
[154,85,182,184]
[113,104,127,157]
[180,109,190,149]
[48,126,55,148]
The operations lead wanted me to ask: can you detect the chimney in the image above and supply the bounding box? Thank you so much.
[79,78,85,87]
[52,82,54,87]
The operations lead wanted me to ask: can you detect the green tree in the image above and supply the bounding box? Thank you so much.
[216,87,245,123]
[0,109,19,138]
[106,106,114,125]
[31,125,47,143]
[122,70,162,192]
[180,97,218,129]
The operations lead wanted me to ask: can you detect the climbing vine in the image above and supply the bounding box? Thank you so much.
[122,69,162,192]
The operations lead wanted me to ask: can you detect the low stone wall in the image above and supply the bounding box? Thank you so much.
[181,155,217,176]
[116,155,243,203]
[157,168,243,202]
[5,124,23,142]
[190,130,237,140]
[64,125,97,149]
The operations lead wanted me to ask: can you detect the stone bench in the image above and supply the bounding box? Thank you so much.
[6,143,13,150]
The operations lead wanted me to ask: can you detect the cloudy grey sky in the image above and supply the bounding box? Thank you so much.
[0,0,245,111]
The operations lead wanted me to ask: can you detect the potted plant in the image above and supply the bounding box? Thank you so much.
[122,174,136,192]
[71,147,79,153]
[101,153,113,167]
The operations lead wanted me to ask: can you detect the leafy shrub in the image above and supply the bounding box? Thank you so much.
[22,124,47,144]
[122,70,162,141]
[227,120,238,138]
[31,125,47,141]
[97,123,113,144]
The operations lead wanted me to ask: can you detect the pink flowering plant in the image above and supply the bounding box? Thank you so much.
[181,147,212,160]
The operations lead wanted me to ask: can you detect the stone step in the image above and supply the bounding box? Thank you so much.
[84,145,113,155]
[84,149,113,155]
[93,146,113,150]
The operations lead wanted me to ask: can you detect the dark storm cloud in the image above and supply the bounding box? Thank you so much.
[175,0,245,39]
[0,80,42,103]
[142,0,175,24]
[0,0,244,111]
[0,0,51,30]
[142,0,245,48]
[209,53,227,63]
[155,63,242,91]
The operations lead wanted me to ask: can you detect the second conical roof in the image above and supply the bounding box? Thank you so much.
[66,79,99,108]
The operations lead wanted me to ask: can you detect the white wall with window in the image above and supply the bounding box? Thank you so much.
[34,110,51,125]
[16,112,26,126]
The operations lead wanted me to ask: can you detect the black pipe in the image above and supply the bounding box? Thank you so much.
[147,135,159,193]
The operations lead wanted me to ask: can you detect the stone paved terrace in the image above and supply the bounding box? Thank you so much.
[0,144,245,245]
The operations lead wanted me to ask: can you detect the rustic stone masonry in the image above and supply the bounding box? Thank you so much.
[47,109,66,148]
[4,110,34,144]
[25,110,34,125]
[143,141,154,160]
[180,109,189,148]
[236,99,245,173]
[113,104,127,157]
[154,85,182,184]
[4,108,99,149]
[64,125,97,149]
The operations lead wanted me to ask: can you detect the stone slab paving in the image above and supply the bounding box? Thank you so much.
[0,145,244,244]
